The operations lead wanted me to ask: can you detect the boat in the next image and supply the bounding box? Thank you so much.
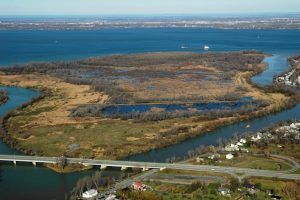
[204,45,210,50]
[181,46,188,49]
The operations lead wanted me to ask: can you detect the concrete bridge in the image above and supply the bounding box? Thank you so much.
[1,154,300,181]
[0,154,165,171]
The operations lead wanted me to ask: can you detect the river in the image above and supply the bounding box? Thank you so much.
[0,28,299,199]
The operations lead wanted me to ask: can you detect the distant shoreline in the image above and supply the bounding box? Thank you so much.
[1,15,300,30]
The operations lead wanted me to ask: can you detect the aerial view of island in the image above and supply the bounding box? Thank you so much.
[0,0,300,200]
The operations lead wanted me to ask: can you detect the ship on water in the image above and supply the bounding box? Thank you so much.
[204,45,210,50]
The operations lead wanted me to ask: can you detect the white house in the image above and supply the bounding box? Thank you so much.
[251,132,262,142]
[226,153,234,160]
[295,122,300,128]
[225,144,239,152]
[82,189,98,199]
[240,138,247,144]
[218,187,231,196]
[290,123,298,129]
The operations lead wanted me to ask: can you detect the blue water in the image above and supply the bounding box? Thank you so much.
[0,29,299,66]
[0,86,39,154]
[0,28,300,199]
[102,100,251,116]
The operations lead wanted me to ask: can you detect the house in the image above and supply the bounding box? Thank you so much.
[218,187,231,196]
[240,138,247,144]
[226,153,234,160]
[132,181,146,191]
[244,183,257,195]
[225,144,239,152]
[290,123,298,129]
[251,132,262,142]
[82,189,98,199]
[295,122,300,128]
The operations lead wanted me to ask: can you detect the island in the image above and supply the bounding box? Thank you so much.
[0,51,298,163]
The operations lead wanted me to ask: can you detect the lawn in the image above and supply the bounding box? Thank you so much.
[218,155,292,171]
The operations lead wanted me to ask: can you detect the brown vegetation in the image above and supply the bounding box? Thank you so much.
[1,51,265,104]
[0,51,297,160]
[0,90,8,105]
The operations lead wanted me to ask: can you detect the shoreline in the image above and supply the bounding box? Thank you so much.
[0,54,299,173]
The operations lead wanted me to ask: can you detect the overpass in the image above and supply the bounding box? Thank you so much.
[0,154,300,181]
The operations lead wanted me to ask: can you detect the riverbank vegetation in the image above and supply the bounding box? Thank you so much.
[0,90,8,105]
[0,51,298,160]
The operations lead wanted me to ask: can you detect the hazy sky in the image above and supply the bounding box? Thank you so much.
[0,0,299,15]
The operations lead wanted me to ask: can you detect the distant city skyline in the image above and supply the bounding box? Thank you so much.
[0,0,299,16]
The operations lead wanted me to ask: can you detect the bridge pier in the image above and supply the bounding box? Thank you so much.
[142,167,148,172]
[121,166,127,171]
[100,165,107,170]
[13,160,17,165]
[32,161,36,166]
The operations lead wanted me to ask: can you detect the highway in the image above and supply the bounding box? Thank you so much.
[0,154,299,181]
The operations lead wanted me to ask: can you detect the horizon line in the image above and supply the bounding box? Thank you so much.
[1,12,300,18]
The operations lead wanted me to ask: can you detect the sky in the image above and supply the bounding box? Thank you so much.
[0,0,299,16]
